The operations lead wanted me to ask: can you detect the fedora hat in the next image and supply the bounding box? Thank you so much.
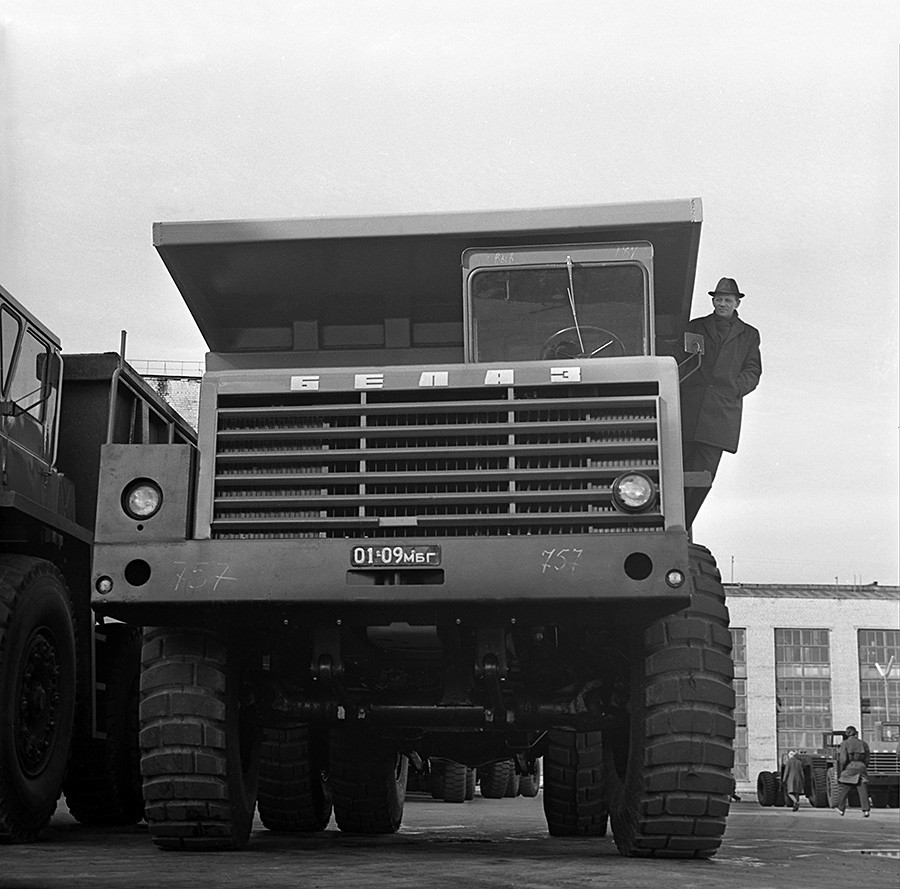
[709,277,744,298]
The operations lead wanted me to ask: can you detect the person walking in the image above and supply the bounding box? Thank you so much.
[832,725,871,817]
[680,277,762,528]
[783,751,804,811]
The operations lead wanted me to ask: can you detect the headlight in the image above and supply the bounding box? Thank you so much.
[122,480,163,519]
[611,472,656,513]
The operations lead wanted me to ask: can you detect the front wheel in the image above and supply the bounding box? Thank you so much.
[606,544,735,858]
[140,627,261,850]
[0,557,76,844]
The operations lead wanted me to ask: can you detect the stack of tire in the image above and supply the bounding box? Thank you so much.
[756,770,785,807]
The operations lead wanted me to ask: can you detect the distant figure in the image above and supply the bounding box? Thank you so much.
[680,277,762,528]
[783,751,804,811]
[832,725,871,817]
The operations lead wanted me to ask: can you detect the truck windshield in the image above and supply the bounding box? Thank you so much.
[468,262,648,363]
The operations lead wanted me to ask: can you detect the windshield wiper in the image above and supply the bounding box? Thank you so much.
[566,256,586,354]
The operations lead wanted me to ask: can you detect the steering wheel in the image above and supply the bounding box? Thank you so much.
[540,326,627,360]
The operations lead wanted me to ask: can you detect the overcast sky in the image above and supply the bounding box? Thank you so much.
[1,1,897,585]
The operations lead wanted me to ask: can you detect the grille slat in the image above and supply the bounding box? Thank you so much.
[211,384,664,539]
[215,441,658,462]
[216,418,657,441]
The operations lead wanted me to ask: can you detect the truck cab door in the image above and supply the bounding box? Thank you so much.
[1,305,60,488]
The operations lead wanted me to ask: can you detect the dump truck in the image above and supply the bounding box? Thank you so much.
[756,724,900,809]
[0,283,196,842]
[91,198,736,857]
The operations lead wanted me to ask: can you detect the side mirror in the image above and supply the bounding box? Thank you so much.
[35,351,61,386]
[678,332,705,383]
[684,332,705,355]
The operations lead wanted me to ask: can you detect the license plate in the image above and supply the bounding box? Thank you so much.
[350,544,442,568]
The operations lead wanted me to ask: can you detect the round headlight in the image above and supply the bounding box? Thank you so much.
[123,480,163,519]
[611,472,656,512]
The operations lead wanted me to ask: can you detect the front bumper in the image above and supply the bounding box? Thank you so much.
[92,529,691,623]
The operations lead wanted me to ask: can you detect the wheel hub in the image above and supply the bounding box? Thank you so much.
[17,632,61,775]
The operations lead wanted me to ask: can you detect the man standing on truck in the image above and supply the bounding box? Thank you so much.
[680,277,762,528]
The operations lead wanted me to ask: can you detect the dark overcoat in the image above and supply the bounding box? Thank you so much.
[680,311,762,453]
[783,755,805,795]
[837,736,870,785]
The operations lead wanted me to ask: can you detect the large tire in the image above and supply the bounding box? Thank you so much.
[543,731,608,836]
[479,760,511,799]
[64,624,144,825]
[139,627,261,850]
[825,767,836,808]
[519,760,541,798]
[774,777,786,808]
[808,765,829,808]
[756,771,777,806]
[429,759,446,799]
[0,557,76,843]
[504,762,520,798]
[258,725,331,832]
[329,729,407,834]
[607,544,735,858]
[441,761,468,803]
[465,767,476,800]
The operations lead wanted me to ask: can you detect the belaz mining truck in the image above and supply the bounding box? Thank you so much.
[91,198,736,857]
[0,284,196,842]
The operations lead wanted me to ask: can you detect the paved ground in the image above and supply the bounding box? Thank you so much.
[1,797,897,889]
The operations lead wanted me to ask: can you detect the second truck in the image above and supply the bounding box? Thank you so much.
[91,198,736,857]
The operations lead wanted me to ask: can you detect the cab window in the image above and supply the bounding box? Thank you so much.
[8,329,52,420]
[464,244,652,363]
[1,305,21,396]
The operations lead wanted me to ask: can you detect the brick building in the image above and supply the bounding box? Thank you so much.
[725,582,899,795]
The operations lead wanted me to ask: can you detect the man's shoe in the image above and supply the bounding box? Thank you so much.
[835,808,845,816]
[863,811,870,817]
[792,802,799,811]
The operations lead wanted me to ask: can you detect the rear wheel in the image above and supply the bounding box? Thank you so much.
[479,760,511,799]
[64,624,144,825]
[606,544,735,858]
[519,760,541,798]
[774,777,785,807]
[0,557,76,844]
[808,765,829,807]
[543,731,608,835]
[429,759,446,799]
[465,767,476,800]
[140,627,261,850]
[330,729,407,834]
[756,771,777,806]
[258,725,331,831]
[504,762,520,798]
[825,768,837,807]
[441,761,467,803]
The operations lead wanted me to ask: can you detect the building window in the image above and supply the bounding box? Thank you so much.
[858,629,900,745]
[775,628,832,759]
[731,628,748,781]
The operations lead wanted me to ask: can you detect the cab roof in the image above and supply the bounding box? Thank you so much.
[154,198,702,354]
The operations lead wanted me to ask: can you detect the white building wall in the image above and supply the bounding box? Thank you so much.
[726,594,899,793]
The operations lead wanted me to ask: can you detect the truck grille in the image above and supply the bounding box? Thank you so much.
[211,383,663,539]
[869,751,900,773]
